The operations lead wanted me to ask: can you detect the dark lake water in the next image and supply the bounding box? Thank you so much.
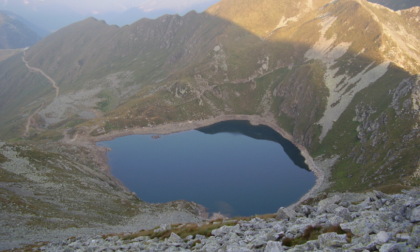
[98,120,315,217]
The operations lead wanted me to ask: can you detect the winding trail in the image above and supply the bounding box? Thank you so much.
[22,50,60,136]
[22,50,60,98]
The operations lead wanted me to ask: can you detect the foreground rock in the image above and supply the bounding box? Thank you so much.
[34,189,419,251]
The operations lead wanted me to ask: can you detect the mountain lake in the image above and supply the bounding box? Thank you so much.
[98,120,315,217]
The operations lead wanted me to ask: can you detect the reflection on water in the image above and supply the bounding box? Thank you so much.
[197,120,308,170]
[98,120,315,217]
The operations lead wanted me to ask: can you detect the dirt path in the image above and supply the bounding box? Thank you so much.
[23,105,43,137]
[22,50,60,98]
[22,50,60,136]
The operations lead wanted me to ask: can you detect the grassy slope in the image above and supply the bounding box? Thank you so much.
[0,0,418,195]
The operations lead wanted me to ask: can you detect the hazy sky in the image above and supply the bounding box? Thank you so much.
[3,0,219,14]
[1,0,220,31]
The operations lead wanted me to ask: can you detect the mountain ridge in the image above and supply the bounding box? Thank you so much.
[0,0,419,249]
[0,10,41,49]
[1,0,418,191]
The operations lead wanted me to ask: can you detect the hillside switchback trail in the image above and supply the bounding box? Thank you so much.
[22,49,60,136]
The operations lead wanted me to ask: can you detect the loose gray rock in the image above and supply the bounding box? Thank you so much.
[379,242,410,252]
[410,206,420,223]
[317,194,341,213]
[276,207,296,221]
[318,232,348,248]
[13,189,419,252]
[376,231,390,244]
[264,241,284,252]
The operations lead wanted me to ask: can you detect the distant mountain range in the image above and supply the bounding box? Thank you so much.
[0,0,220,32]
[0,10,44,49]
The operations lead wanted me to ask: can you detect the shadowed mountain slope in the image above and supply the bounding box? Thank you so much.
[0,0,419,248]
[0,0,418,191]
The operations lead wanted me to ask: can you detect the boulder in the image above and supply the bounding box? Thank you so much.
[317,195,341,213]
[376,231,390,244]
[318,232,348,248]
[276,207,297,221]
[340,213,389,236]
[211,225,232,237]
[408,225,420,247]
[167,232,184,245]
[409,206,420,223]
[379,242,410,252]
[226,244,253,252]
[335,206,352,221]
[264,241,284,252]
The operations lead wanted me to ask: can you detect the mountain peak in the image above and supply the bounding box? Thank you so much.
[0,10,40,48]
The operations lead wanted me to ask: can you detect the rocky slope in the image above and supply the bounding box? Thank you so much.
[23,189,420,251]
[0,0,419,249]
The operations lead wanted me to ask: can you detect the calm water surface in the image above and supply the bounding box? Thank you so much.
[98,120,315,217]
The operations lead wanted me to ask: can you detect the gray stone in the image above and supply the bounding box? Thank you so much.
[264,241,284,252]
[409,206,420,223]
[340,213,389,236]
[327,215,345,226]
[276,207,297,221]
[291,240,319,251]
[376,231,390,244]
[396,233,410,242]
[348,204,361,212]
[318,232,348,248]
[211,225,231,236]
[167,232,183,244]
[266,231,281,241]
[299,205,314,217]
[154,223,171,233]
[408,225,420,247]
[272,223,285,233]
[335,206,352,221]
[200,237,221,252]
[317,195,341,213]
[379,242,410,252]
[226,244,253,252]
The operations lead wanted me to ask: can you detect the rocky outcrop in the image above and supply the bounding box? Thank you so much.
[34,189,419,251]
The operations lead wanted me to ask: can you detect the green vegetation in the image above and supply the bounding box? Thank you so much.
[0,153,7,163]
[109,214,277,242]
[96,90,119,112]
[316,66,418,192]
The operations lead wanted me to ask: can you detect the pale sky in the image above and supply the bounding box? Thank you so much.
[1,0,220,32]
[5,0,219,14]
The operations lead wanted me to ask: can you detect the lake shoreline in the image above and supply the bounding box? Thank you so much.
[72,114,327,213]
